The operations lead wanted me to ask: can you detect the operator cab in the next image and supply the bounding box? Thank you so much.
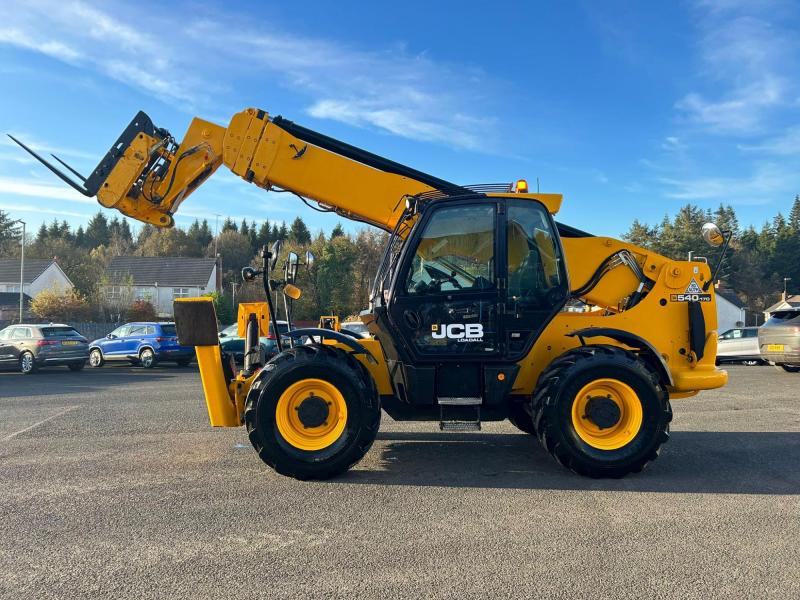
[368,193,569,426]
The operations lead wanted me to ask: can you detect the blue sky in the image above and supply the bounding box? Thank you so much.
[0,0,798,238]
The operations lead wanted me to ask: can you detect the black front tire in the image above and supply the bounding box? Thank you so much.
[139,348,156,369]
[244,345,380,480]
[781,364,800,373]
[531,345,672,478]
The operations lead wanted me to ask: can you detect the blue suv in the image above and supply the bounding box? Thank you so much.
[88,322,194,369]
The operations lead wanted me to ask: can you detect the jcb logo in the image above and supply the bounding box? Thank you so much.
[431,323,484,341]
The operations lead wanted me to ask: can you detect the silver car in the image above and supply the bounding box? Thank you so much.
[759,310,800,373]
[717,327,762,365]
[0,324,89,374]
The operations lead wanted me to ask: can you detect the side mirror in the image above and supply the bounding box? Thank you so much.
[305,250,315,270]
[702,223,724,247]
[287,251,299,282]
[269,240,282,271]
[242,266,258,282]
[106,334,115,339]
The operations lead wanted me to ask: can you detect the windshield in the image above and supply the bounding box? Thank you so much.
[41,327,82,338]
[766,310,800,324]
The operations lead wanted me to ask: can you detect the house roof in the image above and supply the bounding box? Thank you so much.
[0,292,32,307]
[105,256,217,287]
[764,294,800,314]
[0,259,56,284]
[716,289,747,310]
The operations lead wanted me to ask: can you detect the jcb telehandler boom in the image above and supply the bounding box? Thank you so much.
[13,108,728,480]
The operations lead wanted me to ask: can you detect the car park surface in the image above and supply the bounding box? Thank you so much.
[0,364,797,599]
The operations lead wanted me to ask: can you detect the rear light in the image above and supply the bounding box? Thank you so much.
[266,333,276,339]
[36,340,58,347]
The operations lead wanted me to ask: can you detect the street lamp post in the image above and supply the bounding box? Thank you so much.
[785,277,792,296]
[12,219,25,323]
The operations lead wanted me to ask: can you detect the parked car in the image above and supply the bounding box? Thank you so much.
[88,322,194,369]
[0,323,89,374]
[340,320,370,338]
[219,336,269,365]
[716,327,763,365]
[759,310,800,373]
[219,320,290,360]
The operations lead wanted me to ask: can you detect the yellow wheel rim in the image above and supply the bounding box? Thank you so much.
[275,378,348,451]
[571,378,643,450]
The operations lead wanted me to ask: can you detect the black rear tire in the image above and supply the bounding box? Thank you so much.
[507,401,537,435]
[244,345,380,480]
[531,345,672,478]
[781,364,800,373]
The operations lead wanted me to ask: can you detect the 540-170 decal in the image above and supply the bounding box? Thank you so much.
[670,278,712,303]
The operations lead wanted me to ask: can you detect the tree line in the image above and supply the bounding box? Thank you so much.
[623,196,800,315]
[1,194,798,323]
[0,209,385,324]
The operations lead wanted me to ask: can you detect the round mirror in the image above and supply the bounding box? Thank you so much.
[287,251,299,267]
[305,250,316,269]
[702,223,724,247]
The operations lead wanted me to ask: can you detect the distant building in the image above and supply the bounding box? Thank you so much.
[0,258,74,297]
[763,293,800,321]
[715,285,747,332]
[102,256,218,318]
[0,292,32,321]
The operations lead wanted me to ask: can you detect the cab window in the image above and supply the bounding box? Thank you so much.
[405,204,495,295]
[507,202,564,308]
[110,325,131,338]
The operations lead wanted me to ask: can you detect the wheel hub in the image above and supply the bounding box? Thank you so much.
[584,396,621,430]
[295,395,330,428]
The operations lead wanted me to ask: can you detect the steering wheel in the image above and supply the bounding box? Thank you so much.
[424,265,462,290]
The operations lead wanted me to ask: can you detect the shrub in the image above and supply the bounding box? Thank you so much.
[127,299,157,321]
[30,287,93,321]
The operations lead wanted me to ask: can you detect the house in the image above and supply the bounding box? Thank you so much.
[0,292,32,322]
[715,286,747,332]
[103,256,218,318]
[763,293,800,321]
[0,258,74,296]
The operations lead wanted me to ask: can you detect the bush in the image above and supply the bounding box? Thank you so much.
[30,288,93,321]
[127,299,157,321]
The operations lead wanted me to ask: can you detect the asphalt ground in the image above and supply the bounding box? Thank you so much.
[0,363,798,600]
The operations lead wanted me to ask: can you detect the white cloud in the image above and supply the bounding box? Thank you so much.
[659,163,797,204]
[738,126,800,155]
[0,175,94,203]
[0,202,91,219]
[676,5,798,135]
[0,1,494,150]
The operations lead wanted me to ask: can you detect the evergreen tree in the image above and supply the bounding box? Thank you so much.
[289,217,310,244]
[331,223,345,238]
[256,221,272,249]
[221,217,238,233]
[85,212,110,248]
[74,226,86,248]
[277,222,288,242]
[789,195,800,231]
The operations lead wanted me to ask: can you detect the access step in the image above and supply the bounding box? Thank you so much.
[438,397,482,432]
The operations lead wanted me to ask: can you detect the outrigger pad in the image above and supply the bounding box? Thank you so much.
[174,298,219,346]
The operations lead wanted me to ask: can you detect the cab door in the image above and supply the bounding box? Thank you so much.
[389,201,501,361]
[502,199,569,358]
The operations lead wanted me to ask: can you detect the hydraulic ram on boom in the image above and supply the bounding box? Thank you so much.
[11,107,729,481]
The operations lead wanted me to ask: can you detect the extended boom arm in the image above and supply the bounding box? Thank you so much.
[11,108,463,229]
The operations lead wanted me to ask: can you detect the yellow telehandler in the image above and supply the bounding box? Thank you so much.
[11,107,729,479]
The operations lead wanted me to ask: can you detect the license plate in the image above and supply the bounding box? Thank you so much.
[62,340,79,346]
[767,344,784,352]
